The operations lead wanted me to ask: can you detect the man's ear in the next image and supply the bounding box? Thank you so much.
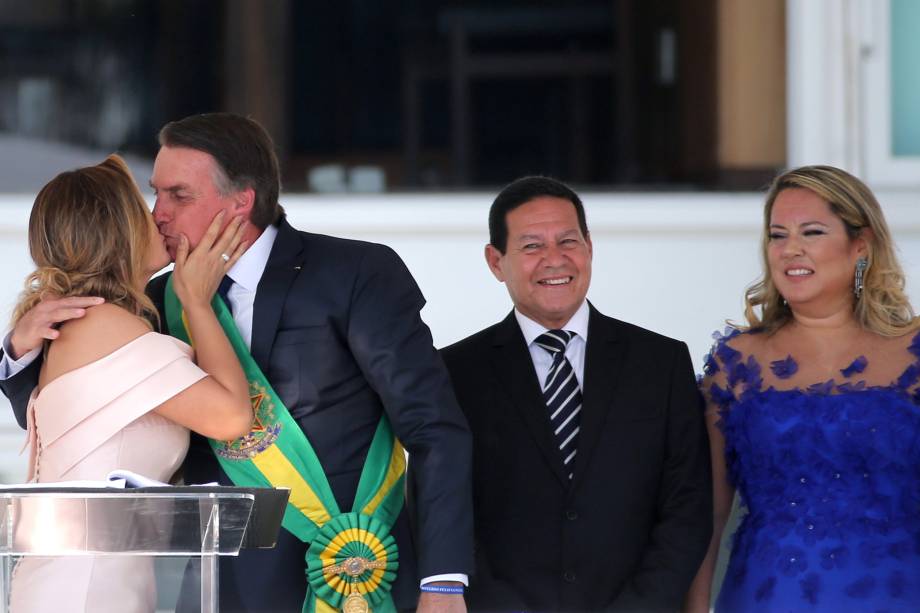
[484,244,506,282]
[232,187,256,218]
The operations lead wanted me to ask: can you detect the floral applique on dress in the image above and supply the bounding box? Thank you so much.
[701,328,920,612]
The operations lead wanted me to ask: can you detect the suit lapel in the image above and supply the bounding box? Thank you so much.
[570,305,626,489]
[250,219,305,371]
[490,312,571,487]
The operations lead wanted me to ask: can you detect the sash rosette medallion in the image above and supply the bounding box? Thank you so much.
[307,513,399,612]
[166,279,406,613]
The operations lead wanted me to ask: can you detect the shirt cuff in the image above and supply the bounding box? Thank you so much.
[420,573,469,587]
[0,331,41,380]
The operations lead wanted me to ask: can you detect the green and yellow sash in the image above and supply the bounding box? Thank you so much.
[165,278,406,613]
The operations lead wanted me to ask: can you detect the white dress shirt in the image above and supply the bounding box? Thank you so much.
[0,339,39,379]
[515,299,590,388]
[221,223,276,348]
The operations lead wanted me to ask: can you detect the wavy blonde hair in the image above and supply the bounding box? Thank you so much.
[744,165,918,336]
[12,155,158,327]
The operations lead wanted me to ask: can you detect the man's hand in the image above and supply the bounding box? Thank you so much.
[417,584,467,613]
[9,296,105,359]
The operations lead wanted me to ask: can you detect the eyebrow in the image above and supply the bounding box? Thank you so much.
[769,221,830,229]
[516,228,580,239]
[515,233,544,242]
[149,181,189,193]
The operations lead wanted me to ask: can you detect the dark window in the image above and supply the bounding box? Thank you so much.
[0,0,782,192]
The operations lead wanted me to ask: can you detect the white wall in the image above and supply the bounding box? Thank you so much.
[2,190,920,482]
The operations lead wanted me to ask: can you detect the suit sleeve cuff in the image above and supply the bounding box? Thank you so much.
[0,332,40,380]
[420,573,469,587]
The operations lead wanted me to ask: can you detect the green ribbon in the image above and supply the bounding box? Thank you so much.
[164,277,405,612]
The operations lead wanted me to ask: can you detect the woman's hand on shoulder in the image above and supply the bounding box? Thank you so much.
[172,211,247,310]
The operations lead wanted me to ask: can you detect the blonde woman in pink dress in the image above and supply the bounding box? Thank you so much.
[8,155,253,612]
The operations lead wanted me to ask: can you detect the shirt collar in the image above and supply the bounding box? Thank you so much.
[226,223,278,292]
[515,300,590,346]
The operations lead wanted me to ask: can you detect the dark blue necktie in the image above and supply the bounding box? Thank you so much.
[535,329,582,478]
[217,275,234,315]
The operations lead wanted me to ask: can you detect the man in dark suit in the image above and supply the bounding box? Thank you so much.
[440,176,711,612]
[0,113,472,612]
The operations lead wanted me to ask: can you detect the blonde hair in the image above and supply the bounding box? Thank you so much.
[744,165,918,336]
[13,155,158,326]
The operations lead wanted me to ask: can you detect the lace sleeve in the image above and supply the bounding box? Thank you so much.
[699,327,743,417]
[899,331,920,404]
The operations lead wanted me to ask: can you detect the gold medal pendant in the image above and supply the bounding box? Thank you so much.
[322,555,389,612]
[343,591,369,613]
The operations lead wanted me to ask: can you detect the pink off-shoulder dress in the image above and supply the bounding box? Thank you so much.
[11,332,207,613]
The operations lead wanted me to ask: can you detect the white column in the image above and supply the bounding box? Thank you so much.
[786,0,865,173]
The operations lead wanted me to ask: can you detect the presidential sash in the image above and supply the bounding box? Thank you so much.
[164,277,406,613]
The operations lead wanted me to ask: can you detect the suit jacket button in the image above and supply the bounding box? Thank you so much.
[565,509,578,520]
[563,571,576,583]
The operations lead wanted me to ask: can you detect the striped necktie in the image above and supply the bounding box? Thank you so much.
[535,329,582,479]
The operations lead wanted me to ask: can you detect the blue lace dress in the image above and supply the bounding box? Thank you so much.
[703,328,920,613]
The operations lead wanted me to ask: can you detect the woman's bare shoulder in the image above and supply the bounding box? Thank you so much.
[44,303,152,380]
[709,326,765,356]
[728,328,768,354]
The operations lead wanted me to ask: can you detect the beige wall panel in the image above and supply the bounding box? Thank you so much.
[717,0,786,168]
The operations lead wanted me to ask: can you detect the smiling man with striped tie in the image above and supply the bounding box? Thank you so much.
[438,176,712,612]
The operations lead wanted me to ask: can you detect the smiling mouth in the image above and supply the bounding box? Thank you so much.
[539,276,573,286]
[786,268,813,277]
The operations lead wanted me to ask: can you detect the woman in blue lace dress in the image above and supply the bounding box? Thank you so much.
[686,166,920,612]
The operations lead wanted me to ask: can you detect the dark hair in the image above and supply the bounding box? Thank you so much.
[158,112,283,229]
[488,176,588,253]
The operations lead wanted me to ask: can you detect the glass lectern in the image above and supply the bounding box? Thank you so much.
[0,486,288,613]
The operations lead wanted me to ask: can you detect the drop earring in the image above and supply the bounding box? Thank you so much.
[854,257,868,299]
